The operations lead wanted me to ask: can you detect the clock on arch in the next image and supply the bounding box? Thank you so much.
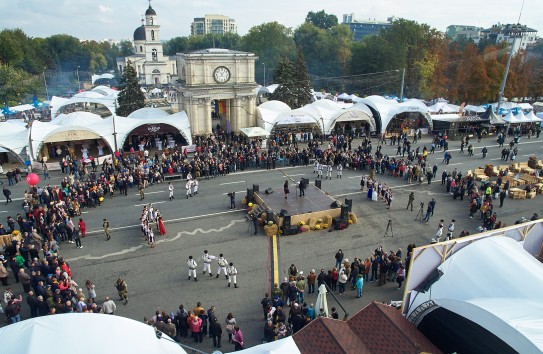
[213,66,230,83]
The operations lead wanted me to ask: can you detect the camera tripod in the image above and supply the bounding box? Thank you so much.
[383,219,394,238]
[415,202,425,221]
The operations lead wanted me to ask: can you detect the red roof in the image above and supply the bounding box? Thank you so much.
[293,302,442,354]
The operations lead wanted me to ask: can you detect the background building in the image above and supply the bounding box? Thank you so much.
[446,25,483,43]
[191,15,237,36]
[116,4,177,86]
[342,14,396,41]
[480,23,538,54]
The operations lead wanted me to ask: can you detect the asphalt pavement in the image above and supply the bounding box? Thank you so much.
[0,134,541,352]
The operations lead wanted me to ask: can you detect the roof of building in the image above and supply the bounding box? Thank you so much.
[185,48,254,56]
[133,25,145,41]
[145,5,156,16]
[293,302,442,354]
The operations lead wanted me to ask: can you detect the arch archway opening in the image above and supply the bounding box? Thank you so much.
[385,112,430,135]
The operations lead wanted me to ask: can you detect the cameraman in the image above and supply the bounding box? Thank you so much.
[406,192,415,211]
[228,192,236,209]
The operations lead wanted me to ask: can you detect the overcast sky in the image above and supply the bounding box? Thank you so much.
[1,0,539,41]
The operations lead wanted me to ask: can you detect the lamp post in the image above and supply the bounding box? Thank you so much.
[262,62,266,87]
[399,68,405,103]
[76,66,81,91]
[43,69,49,101]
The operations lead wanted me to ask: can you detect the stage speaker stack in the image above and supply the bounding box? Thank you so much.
[279,209,288,217]
[246,188,254,203]
[253,184,260,193]
[284,226,299,236]
[315,180,322,189]
[330,201,340,208]
[333,217,349,230]
[340,205,350,220]
[344,199,352,213]
[266,211,275,223]
[265,188,273,194]
[282,213,292,229]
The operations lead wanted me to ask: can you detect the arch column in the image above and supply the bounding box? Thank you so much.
[204,98,212,135]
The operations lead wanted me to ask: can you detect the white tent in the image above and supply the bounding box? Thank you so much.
[237,337,301,354]
[315,284,329,317]
[273,108,322,130]
[10,104,36,112]
[50,90,118,118]
[151,88,162,94]
[256,101,291,132]
[0,313,187,354]
[91,73,115,84]
[51,111,104,126]
[337,93,351,100]
[502,111,522,124]
[405,237,543,353]
[240,127,270,138]
[0,120,29,159]
[524,110,542,122]
[464,105,486,114]
[427,101,460,113]
[514,110,531,123]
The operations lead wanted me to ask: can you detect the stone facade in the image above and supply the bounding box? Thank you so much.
[177,49,258,135]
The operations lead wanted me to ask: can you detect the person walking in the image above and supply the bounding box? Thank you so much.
[168,182,174,201]
[185,179,192,199]
[139,180,146,200]
[115,278,128,304]
[73,227,83,249]
[228,192,236,209]
[190,315,203,343]
[3,186,12,204]
[227,262,238,288]
[396,265,406,289]
[298,179,305,197]
[78,218,87,237]
[355,274,364,298]
[103,218,111,241]
[187,256,198,282]
[102,296,117,314]
[334,249,344,269]
[406,192,415,211]
[210,317,223,348]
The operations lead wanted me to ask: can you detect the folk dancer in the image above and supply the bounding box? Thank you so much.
[186,179,192,199]
[227,262,238,288]
[336,163,343,178]
[168,182,174,201]
[326,164,333,179]
[202,250,215,277]
[187,256,198,282]
[216,254,229,279]
[317,161,323,178]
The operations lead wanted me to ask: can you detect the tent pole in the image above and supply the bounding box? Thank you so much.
[324,283,349,321]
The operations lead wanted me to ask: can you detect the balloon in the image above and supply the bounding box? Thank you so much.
[248,202,253,207]
[26,173,40,186]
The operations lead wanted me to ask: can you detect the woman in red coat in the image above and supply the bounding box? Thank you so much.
[78,218,86,237]
[157,214,166,236]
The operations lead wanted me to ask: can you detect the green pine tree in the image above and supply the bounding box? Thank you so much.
[294,47,313,107]
[270,56,297,108]
[116,60,145,116]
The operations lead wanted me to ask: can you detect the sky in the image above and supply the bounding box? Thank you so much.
[0,0,540,41]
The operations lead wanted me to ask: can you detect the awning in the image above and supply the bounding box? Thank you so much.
[240,127,270,138]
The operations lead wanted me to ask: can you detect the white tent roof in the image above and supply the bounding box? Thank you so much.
[51,111,104,126]
[51,91,118,118]
[514,110,531,123]
[92,86,118,96]
[0,313,187,354]
[502,111,522,124]
[464,105,486,113]
[238,336,301,354]
[337,93,351,100]
[518,102,533,111]
[525,110,542,122]
[274,108,321,127]
[407,237,543,353]
[240,127,270,137]
[430,113,462,122]
[127,107,170,119]
[10,104,36,112]
[427,101,460,113]
[49,96,69,109]
[0,120,28,156]
[357,95,431,133]
[256,100,291,132]
[91,73,115,84]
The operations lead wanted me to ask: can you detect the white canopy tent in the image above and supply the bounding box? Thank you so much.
[273,108,322,131]
[524,110,542,122]
[0,120,29,161]
[240,127,270,138]
[502,111,522,124]
[427,101,460,113]
[91,73,115,84]
[122,108,193,146]
[237,337,302,354]
[10,104,36,113]
[0,313,187,354]
[50,90,119,118]
[256,101,291,132]
[357,95,432,133]
[405,236,543,353]
[464,105,486,114]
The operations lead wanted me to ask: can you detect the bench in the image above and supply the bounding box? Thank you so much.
[164,174,183,181]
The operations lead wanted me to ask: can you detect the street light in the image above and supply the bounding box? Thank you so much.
[262,62,266,87]
[76,66,81,91]
[43,68,49,101]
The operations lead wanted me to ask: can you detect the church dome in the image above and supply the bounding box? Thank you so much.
[133,25,145,41]
[145,6,156,16]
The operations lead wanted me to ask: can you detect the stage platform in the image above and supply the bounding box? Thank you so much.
[254,184,341,227]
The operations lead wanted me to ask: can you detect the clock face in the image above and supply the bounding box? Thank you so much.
[213,66,230,83]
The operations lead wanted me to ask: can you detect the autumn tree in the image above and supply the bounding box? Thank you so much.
[269,56,297,108]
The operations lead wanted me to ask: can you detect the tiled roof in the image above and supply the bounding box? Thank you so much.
[293,302,442,354]
[294,317,371,354]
